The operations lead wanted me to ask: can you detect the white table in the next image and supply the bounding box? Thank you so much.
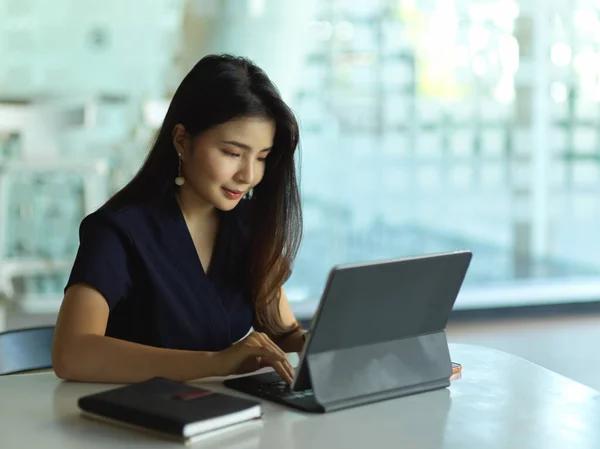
[1,343,600,449]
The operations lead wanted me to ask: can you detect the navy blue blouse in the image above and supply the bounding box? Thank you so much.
[65,195,254,352]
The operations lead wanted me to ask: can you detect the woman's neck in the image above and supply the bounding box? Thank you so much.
[176,186,218,229]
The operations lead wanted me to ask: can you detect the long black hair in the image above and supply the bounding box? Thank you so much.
[104,54,303,335]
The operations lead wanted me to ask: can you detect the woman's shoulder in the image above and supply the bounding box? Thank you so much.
[84,202,144,227]
[82,198,174,237]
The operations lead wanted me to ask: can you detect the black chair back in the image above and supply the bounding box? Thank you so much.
[0,326,54,375]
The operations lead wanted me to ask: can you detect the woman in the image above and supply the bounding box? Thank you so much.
[52,54,305,384]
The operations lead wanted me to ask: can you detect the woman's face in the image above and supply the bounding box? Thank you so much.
[174,116,275,211]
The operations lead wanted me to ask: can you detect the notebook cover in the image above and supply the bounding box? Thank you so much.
[77,377,262,437]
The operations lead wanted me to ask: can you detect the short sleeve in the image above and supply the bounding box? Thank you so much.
[65,213,133,310]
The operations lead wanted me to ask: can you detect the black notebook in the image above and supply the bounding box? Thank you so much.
[78,377,262,444]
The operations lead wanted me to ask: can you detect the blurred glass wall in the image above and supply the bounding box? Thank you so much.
[0,0,599,322]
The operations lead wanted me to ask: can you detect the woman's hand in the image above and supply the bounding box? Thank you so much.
[216,331,295,383]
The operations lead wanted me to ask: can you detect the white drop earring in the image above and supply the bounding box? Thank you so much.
[175,153,185,186]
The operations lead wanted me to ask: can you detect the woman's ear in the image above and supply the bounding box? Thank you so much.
[172,124,188,157]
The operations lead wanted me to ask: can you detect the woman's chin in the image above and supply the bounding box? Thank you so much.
[213,198,241,212]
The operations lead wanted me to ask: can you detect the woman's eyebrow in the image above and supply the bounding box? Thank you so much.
[221,140,272,153]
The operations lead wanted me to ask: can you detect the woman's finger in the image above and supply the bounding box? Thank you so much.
[288,361,296,381]
[255,332,288,360]
[245,334,294,382]
[271,359,294,384]
[252,347,292,381]
[257,334,295,381]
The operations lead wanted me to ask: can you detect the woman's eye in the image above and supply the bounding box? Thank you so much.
[222,150,240,158]
[257,157,267,163]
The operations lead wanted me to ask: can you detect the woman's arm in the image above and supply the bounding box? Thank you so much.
[53,285,294,384]
[270,287,308,353]
[52,285,223,383]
